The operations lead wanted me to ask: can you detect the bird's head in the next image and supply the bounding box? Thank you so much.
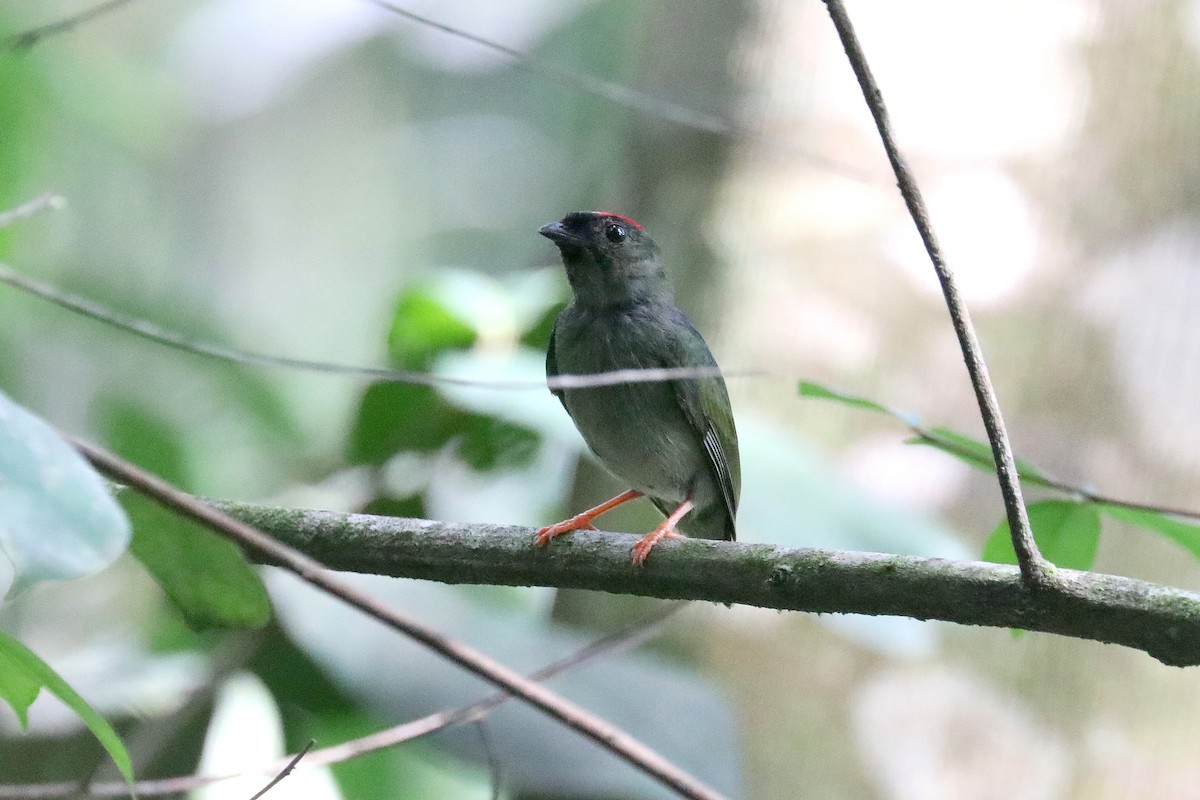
[539,211,670,309]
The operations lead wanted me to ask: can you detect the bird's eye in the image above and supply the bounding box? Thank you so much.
[605,224,627,243]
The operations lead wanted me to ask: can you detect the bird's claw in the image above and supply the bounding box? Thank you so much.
[535,516,599,547]
[630,528,685,566]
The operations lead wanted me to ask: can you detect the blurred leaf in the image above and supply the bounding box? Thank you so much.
[387,288,477,370]
[908,427,1048,482]
[457,413,540,471]
[507,265,568,317]
[982,500,1100,570]
[124,493,271,630]
[434,349,580,442]
[361,494,426,519]
[217,365,304,444]
[0,644,40,727]
[94,396,189,487]
[0,390,131,596]
[519,300,565,350]
[0,336,18,418]
[0,47,49,253]
[348,382,468,465]
[1100,504,1200,561]
[798,380,902,418]
[61,273,302,446]
[251,622,491,800]
[798,383,1052,483]
[0,629,134,787]
[350,378,541,473]
[801,379,921,429]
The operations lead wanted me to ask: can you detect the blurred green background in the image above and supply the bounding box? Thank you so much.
[3,1,1200,798]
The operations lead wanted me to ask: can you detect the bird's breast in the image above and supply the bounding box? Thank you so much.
[553,309,705,503]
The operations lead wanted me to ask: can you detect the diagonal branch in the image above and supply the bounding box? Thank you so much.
[247,740,313,800]
[74,440,725,800]
[0,261,759,391]
[819,0,1052,589]
[0,192,64,228]
[2,0,141,51]
[0,605,681,799]
[206,500,1200,668]
[364,0,869,181]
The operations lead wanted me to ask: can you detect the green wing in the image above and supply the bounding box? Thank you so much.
[670,320,741,538]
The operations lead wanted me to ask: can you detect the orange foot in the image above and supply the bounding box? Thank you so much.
[630,497,695,566]
[535,489,643,548]
[535,514,599,547]
[631,526,685,566]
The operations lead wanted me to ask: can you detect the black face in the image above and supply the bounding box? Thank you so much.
[539,211,646,256]
[538,211,666,308]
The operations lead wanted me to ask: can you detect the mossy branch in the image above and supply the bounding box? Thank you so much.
[214,500,1200,668]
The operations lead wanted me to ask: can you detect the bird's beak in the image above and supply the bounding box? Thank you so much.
[539,221,585,247]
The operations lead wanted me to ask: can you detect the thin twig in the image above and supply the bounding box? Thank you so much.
[73,440,724,800]
[0,192,65,229]
[802,381,1200,524]
[819,0,1052,589]
[2,0,867,179]
[365,0,870,182]
[247,740,314,800]
[2,0,141,51]
[0,604,680,799]
[2,225,1195,523]
[6,253,1198,523]
[301,602,683,770]
[0,260,763,390]
[909,427,1200,522]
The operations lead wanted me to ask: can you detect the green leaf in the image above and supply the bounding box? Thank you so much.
[0,629,134,787]
[797,382,1052,484]
[360,494,426,519]
[0,48,50,255]
[1100,504,1200,561]
[0,646,40,727]
[349,382,539,473]
[909,427,1047,482]
[433,349,580,442]
[387,288,477,370]
[124,493,271,630]
[217,366,303,445]
[982,499,1100,570]
[95,400,269,629]
[456,413,540,472]
[93,397,189,487]
[798,381,900,417]
[348,383,469,466]
[0,390,131,595]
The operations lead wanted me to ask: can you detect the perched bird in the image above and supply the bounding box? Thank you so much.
[536,211,740,565]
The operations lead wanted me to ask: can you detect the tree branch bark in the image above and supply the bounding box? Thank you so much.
[212,500,1200,668]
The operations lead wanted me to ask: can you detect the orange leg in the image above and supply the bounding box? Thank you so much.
[536,489,644,547]
[631,498,694,566]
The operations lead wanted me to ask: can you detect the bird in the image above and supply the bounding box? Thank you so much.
[535,210,740,565]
